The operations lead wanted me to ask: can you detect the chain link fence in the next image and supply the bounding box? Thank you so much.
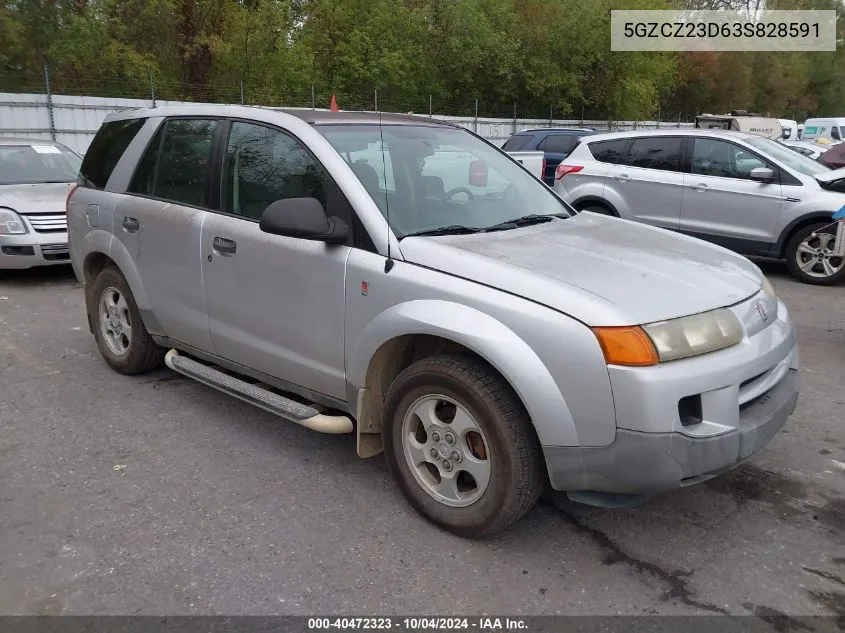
[0,67,695,153]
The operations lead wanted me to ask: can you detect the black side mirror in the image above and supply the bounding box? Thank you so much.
[259,197,349,244]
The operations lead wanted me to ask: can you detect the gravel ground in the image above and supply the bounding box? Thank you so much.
[0,261,843,621]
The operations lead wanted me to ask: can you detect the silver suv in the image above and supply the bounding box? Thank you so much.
[68,106,798,538]
[555,129,845,285]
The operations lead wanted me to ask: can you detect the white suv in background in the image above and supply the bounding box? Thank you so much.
[554,129,845,285]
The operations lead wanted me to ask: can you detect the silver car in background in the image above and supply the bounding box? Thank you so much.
[555,129,845,285]
[0,137,81,270]
[780,140,828,162]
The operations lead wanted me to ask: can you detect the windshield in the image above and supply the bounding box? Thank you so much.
[745,136,831,176]
[316,124,572,238]
[0,144,82,185]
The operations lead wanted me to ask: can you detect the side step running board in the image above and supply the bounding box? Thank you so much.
[164,349,353,434]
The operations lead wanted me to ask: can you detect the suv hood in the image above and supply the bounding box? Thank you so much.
[0,182,76,214]
[399,213,763,326]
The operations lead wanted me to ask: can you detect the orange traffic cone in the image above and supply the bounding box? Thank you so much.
[330,94,339,112]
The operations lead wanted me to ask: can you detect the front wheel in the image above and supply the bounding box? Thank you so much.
[383,355,545,538]
[785,222,845,285]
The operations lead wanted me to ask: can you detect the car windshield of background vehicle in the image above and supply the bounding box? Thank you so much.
[317,124,572,238]
[0,144,82,185]
[745,136,831,177]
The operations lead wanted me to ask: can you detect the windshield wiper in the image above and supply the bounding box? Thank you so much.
[401,225,482,238]
[484,214,560,232]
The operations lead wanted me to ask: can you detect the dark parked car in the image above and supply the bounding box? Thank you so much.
[501,128,597,186]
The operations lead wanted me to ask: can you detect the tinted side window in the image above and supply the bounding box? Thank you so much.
[623,137,682,171]
[538,134,578,155]
[222,121,334,221]
[79,118,145,189]
[501,135,532,151]
[692,138,771,179]
[128,126,164,195]
[154,119,217,207]
[588,139,628,164]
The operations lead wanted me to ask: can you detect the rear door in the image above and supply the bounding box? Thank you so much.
[121,117,221,351]
[679,136,783,254]
[604,136,684,230]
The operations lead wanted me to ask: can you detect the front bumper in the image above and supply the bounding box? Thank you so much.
[546,367,797,493]
[545,293,799,494]
[0,231,70,270]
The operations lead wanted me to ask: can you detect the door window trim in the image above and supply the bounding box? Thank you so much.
[124,115,227,212]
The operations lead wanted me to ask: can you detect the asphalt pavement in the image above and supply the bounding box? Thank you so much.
[1,262,844,620]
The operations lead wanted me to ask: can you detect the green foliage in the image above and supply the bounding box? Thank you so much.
[0,0,842,119]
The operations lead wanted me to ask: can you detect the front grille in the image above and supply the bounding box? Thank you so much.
[40,242,69,261]
[26,213,67,233]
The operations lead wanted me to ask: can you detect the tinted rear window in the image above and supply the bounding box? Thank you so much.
[128,118,218,207]
[79,118,145,189]
[622,137,683,171]
[502,135,532,151]
[538,134,579,155]
[588,139,628,164]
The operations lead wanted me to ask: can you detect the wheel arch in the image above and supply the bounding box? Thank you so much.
[774,212,835,258]
[347,300,578,458]
[79,232,156,334]
[571,195,619,217]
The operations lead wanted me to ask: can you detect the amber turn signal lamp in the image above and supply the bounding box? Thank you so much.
[592,326,659,367]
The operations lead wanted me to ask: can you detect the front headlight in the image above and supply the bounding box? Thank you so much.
[643,308,743,362]
[0,208,28,235]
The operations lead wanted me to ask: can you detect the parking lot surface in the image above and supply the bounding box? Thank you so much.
[1,263,843,619]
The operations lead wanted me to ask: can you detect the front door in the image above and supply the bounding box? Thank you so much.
[201,120,350,400]
[679,137,783,254]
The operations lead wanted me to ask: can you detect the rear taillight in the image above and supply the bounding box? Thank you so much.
[555,164,584,180]
[66,184,78,217]
[541,158,547,178]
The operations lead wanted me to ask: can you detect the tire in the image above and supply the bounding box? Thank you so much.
[577,202,615,216]
[382,354,545,538]
[784,222,845,286]
[87,266,165,374]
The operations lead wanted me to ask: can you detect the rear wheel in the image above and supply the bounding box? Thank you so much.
[785,222,845,285]
[88,266,165,374]
[382,355,545,538]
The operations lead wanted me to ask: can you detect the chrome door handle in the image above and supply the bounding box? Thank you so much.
[614,174,630,183]
[689,183,710,192]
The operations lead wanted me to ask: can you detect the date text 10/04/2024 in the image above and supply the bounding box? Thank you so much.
[307,617,529,631]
